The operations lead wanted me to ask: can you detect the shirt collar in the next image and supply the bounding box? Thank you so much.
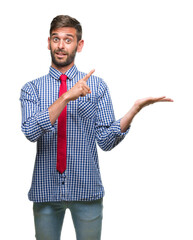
[49,65,78,80]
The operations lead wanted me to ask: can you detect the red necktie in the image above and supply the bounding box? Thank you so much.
[57,74,68,173]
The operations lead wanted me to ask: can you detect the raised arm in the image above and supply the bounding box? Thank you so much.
[120,96,174,133]
[20,70,95,142]
[48,69,95,125]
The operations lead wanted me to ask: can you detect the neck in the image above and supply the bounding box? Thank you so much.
[51,62,74,74]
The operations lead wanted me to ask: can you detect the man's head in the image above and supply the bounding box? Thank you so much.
[48,15,84,71]
[50,15,82,42]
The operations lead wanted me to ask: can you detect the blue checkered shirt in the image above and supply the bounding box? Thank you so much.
[20,65,129,202]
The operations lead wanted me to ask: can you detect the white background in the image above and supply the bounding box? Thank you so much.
[0,0,193,239]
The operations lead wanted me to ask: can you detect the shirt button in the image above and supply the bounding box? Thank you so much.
[62,181,65,185]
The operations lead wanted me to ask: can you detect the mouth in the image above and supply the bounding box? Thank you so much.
[55,51,68,58]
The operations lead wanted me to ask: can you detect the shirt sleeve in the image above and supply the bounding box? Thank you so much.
[20,82,54,142]
[95,80,130,151]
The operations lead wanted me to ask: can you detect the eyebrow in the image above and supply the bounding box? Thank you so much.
[51,33,74,38]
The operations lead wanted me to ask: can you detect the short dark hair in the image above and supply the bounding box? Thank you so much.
[50,15,82,42]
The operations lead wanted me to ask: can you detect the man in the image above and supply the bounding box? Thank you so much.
[20,15,173,240]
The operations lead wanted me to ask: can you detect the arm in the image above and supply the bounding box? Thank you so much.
[120,96,174,133]
[20,70,95,142]
[48,69,95,125]
[20,82,54,142]
[95,93,173,150]
[95,81,129,151]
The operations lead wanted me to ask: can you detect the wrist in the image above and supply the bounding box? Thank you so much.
[61,92,71,104]
[131,103,141,115]
[120,105,139,133]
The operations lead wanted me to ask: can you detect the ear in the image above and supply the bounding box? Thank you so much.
[77,40,84,53]
[48,37,51,50]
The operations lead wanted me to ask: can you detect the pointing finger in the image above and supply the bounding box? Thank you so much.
[83,69,95,82]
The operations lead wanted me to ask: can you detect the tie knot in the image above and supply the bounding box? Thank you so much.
[60,74,67,82]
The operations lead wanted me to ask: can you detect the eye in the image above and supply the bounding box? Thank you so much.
[53,37,59,42]
[65,38,72,43]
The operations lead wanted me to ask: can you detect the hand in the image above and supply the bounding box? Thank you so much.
[65,69,95,101]
[49,69,95,125]
[133,96,174,113]
[120,96,173,133]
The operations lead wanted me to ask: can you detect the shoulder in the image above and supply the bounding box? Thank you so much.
[20,74,50,101]
[21,74,49,92]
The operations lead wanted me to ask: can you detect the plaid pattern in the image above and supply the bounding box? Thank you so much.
[20,65,129,202]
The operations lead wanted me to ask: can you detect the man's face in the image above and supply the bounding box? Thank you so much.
[48,27,83,70]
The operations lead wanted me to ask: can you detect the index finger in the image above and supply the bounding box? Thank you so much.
[83,69,95,82]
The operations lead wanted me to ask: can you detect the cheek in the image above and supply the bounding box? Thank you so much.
[49,43,58,53]
[66,45,76,54]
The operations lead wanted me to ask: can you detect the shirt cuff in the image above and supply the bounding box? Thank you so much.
[111,119,130,136]
[36,109,54,132]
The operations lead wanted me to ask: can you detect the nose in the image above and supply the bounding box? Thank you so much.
[58,39,65,49]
